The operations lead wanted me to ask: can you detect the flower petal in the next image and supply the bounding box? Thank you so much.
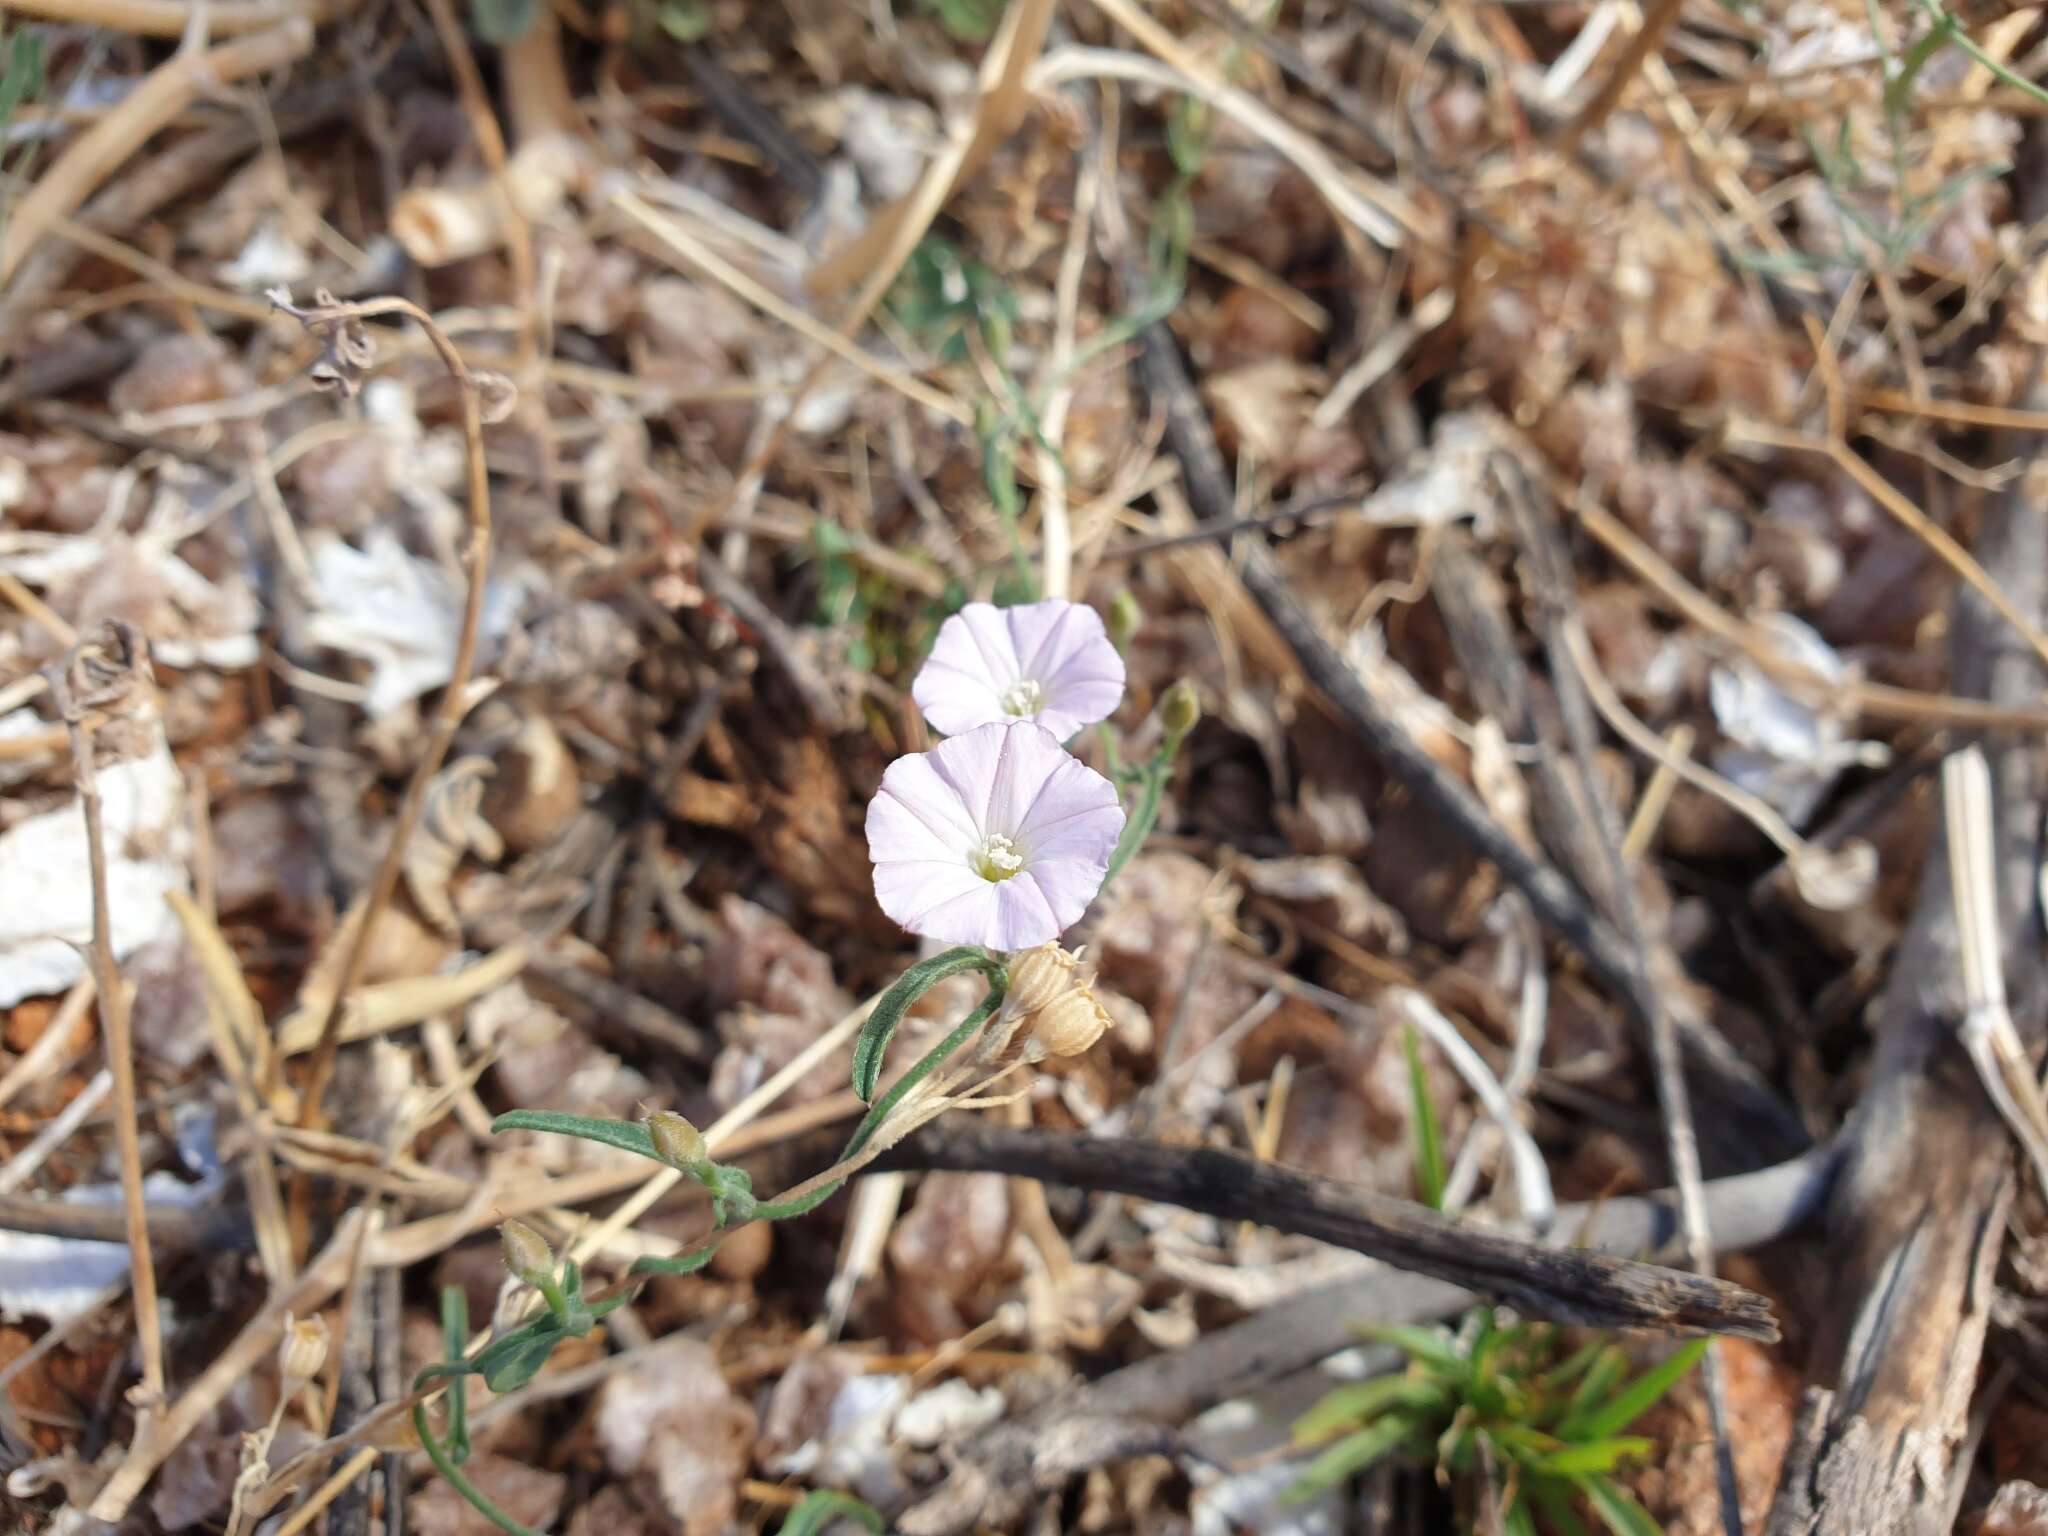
[899,881,1015,948]
[866,750,982,861]
[871,859,989,935]
[1004,600,1126,740]
[913,603,1020,736]
[912,600,1126,738]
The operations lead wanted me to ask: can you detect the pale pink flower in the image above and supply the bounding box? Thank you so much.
[913,599,1126,741]
[866,720,1125,951]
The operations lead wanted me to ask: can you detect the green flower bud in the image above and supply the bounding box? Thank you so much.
[1108,590,1142,654]
[646,1111,707,1170]
[1160,679,1201,741]
[500,1219,554,1286]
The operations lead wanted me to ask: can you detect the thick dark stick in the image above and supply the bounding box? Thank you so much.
[894,1140,1836,1536]
[1763,128,2048,1536]
[882,1122,1777,1338]
[1503,481,1745,1536]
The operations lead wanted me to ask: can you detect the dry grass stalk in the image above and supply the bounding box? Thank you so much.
[50,623,166,1409]
[611,190,971,424]
[807,0,1059,295]
[0,19,315,285]
[0,0,334,34]
[278,293,497,1128]
[90,1212,375,1520]
[1941,747,2048,1190]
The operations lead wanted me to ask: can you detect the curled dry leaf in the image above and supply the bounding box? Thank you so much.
[594,1338,755,1535]
[480,714,582,854]
[405,757,505,935]
[410,1456,566,1536]
[887,1172,1012,1345]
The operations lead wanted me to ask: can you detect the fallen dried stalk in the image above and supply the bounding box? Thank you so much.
[51,623,165,1409]
[1562,479,2048,731]
[276,944,529,1056]
[882,1123,1775,1337]
[1941,747,2048,1189]
[1727,417,2048,674]
[1032,46,1407,248]
[1552,0,1687,155]
[808,0,1057,294]
[611,190,970,424]
[0,18,315,285]
[0,0,329,34]
[89,1212,374,1521]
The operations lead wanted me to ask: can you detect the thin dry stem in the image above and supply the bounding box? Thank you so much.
[285,295,494,1127]
[0,19,315,285]
[52,645,165,1412]
[0,0,333,34]
[1727,418,2048,675]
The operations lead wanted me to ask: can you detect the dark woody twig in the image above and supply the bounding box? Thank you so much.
[880,1121,1779,1339]
[1124,313,1809,1159]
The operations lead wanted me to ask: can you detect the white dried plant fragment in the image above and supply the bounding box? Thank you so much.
[0,736,191,1008]
[1709,612,1888,828]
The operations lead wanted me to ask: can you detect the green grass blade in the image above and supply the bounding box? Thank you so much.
[1352,1322,1467,1379]
[1284,1415,1415,1502]
[1579,1474,1663,1536]
[1564,1339,1707,1443]
[1402,1022,1446,1211]
[1529,1437,1655,1476]
[1291,1375,1445,1445]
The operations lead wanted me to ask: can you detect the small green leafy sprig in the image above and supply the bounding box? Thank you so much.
[1285,1020,1705,1532]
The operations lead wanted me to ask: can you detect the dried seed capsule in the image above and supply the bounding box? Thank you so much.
[1029,987,1114,1058]
[278,1313,329,1389]
[1003,942,1085,1018]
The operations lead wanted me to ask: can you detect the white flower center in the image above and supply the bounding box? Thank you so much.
[999,678,1046,717]
[969,832,1026,883]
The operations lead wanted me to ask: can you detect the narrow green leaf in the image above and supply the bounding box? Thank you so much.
[1402,1023,1446,1211]
[1529,1437,1655,1476]
[851,947,999,1102]
[842,984,1005,1159]
[478,1327,565,1393]
[1579,1473,1664,1536]
[1291,1376,1446,1445]
[630,1240,721,1276]
[467,1313,573,1393]
[1531,1482,1595,1536]
[1559,1345,1628,1427]
[439,1287,471,1463]
[1284,1414,1415,1503]
[1504,1498,1540,1536]
[1565,1339,1707,1443]
[779,1490,886,1535]
[1351,1322,1467,1379]
[492,1109,659,1161]
[1538,1339,1610,1399]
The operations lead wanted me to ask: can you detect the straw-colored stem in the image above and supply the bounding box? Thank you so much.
[292,298,492,1126]
[53,673,163,1409]
[0,19,314,285]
